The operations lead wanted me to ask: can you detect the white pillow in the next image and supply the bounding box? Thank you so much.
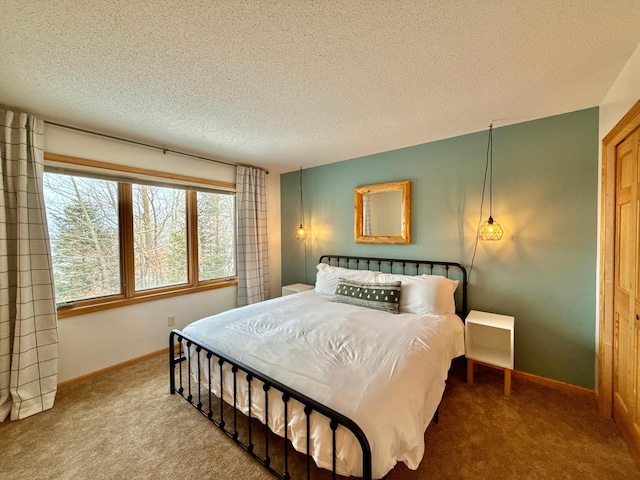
[376,273,458,315]
[314,263,380,296]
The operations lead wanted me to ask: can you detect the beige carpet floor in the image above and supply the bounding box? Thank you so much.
[1,354,638,480]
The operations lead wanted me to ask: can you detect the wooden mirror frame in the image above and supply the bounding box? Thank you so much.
[354,181,411,244]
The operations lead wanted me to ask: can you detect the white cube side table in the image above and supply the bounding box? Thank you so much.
[281,283,314,296]
[465,310,515,396]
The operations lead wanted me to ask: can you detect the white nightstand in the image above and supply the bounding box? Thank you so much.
[465,310,515,396]
[282,283,314,296]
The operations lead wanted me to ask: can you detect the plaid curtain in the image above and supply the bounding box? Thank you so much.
[0,109,58,421]
[235,166,269,306]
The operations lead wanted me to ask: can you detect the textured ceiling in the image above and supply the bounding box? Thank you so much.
[1,1,639,173]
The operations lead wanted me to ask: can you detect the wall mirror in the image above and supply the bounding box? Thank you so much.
[354,181,411,244]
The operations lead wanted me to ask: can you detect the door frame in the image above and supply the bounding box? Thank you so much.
[599,98,640,417]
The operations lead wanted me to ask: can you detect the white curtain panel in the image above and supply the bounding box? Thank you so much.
[0,109,58,422]
[235,166,269,306]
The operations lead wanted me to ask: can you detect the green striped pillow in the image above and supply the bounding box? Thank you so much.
[333,278,402,314]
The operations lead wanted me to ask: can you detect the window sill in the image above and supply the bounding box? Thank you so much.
[56,278,237,318]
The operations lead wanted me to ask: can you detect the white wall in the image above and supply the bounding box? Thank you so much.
[266,172,282,299]
[45,125,281,382]
[600,41,640,138]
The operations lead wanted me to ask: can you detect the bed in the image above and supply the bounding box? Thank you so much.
[169,255,467,480]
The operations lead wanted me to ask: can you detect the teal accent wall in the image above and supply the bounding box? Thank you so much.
[281,108,599,389]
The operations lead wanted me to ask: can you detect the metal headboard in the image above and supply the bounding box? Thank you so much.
[318,254,468,317]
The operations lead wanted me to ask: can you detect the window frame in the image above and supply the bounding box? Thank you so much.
[44,153,237,318]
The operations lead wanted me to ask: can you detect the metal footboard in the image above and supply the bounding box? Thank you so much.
[169,329,373,480]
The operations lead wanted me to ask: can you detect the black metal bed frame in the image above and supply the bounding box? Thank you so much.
[169,255,468,480]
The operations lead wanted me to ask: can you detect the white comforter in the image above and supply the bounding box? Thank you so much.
[182,290,464,479]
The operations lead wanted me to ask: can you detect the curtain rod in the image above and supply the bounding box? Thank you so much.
[44,120,269,174]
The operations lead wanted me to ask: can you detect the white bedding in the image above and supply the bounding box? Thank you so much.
[182,289,464,479]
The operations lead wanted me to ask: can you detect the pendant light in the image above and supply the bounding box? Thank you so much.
[478,122,504,241]
[295,166,306,240]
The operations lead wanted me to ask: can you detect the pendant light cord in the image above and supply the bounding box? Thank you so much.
[468,122,493,282]
[299,167,309,284]
[299,166,305,228]
[488,123,493,218]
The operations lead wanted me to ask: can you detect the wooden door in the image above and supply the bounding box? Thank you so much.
[614,126,640,459]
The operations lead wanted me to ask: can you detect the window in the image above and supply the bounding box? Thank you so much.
[43,161,236,316]
[132,184,188,290]
[43,174,121,303]
[197,191,235,281]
